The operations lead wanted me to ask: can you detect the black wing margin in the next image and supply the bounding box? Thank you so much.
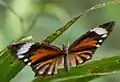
[68,21,115,66]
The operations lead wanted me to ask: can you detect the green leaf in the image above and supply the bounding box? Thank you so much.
[0,50,24,82]
[42,15,82,44]
[32,56,120,82]
[0,36,33,82]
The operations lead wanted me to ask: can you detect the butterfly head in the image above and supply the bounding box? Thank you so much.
[62,44,68,52]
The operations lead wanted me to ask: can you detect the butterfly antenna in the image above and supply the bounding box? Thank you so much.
[67,41,70,47]
[65,27,73,46]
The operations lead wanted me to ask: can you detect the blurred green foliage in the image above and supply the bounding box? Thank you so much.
[0,0,120,82]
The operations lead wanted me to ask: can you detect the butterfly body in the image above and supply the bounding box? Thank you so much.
[62,45,70,73]
[8,21,115,76]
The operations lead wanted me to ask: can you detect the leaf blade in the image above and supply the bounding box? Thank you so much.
[32,56,120,82]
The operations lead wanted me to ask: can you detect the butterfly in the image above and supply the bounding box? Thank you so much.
[8,21,115,76]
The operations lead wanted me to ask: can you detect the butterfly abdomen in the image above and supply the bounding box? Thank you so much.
[62,45,70,73]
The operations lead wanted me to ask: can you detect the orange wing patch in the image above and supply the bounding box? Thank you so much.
[30,47,61,64]
[71,38,97,51]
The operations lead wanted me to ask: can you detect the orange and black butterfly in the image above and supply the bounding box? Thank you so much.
[8,21,115,76]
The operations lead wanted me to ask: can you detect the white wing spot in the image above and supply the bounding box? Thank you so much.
[48,71,52,75]
[99,40,103,43]
[24,59,28,62]
[17,43,34,55]
[90,27,108,35]
[18,55,24,59]
[79,60,84,64]
[86,55,91,59]
[101,34,107,38]
[27,62,31,66]
[89,51,92,54]
[39,71,43,74]
[96,44,100,47]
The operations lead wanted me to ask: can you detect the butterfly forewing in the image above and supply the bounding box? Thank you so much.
[68,21,115,66]
[29,44,62,64]
[8,43,62,76]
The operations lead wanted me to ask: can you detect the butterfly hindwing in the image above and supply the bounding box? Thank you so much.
[32,56,62,76]
[68,21,115,66]
[29,43,62,75]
